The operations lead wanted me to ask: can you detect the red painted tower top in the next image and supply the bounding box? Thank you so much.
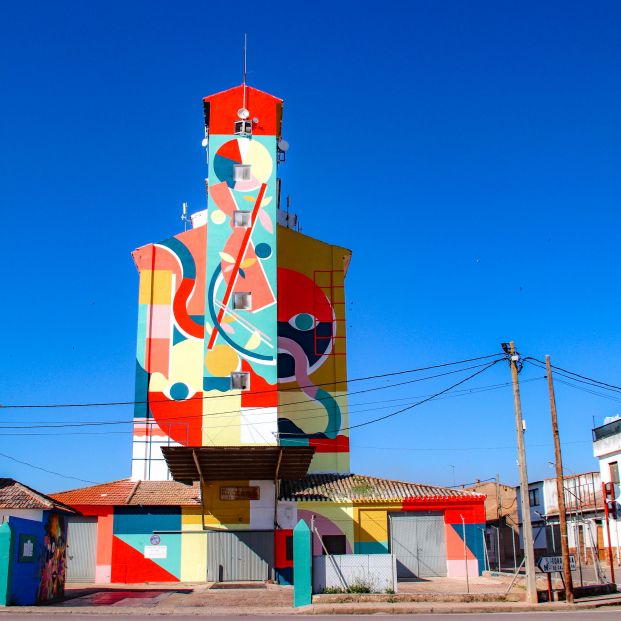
[203,85,283,136]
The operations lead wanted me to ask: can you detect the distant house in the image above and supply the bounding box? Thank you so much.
[464,480,519,570]
[593,416,621,564]
[0,479,74,605]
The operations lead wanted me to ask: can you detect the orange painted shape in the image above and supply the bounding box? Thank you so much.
[145,338,169,375]
[209,182,239,216]
[444,523,476,561]
[309,435,350,453]
[173,278,204,338]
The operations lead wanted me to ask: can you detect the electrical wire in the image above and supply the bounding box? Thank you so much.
[0,451,97,485]
[0,376,545,436]
[526,357,621,394]
[0,353,503,410]
[0,360,507,430]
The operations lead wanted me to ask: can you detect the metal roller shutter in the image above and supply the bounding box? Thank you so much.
[207,531,274,581]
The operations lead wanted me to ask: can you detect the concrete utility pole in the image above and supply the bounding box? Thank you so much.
[545,355,574,603]
[505,341,538,604]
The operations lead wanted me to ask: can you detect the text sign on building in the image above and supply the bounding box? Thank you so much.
[144,545,167,559]
[18,534,36,563]
[220,486,260,501]
[537,555,576,573]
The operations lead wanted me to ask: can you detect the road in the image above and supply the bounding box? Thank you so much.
[0,614,620,620]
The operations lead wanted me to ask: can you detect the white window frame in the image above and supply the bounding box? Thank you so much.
[233,164,252,181]
[233,211,252,228]
[231,372,250,391]
[233,292,252,310]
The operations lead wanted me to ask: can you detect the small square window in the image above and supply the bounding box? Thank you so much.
[234,211,251,228]
[234,120,252,136]
[233,292,252,310]
[231,372,250,391]
[234,164,252,181]
[322,535,346,555]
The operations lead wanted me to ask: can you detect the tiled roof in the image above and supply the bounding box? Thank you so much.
[0,478,75,513]
[50,479,200,506]
[279,473,486,503]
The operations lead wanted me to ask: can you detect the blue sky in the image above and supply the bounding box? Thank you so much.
[1,1,620,492]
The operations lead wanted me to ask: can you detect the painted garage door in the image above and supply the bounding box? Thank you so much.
[390,512,447,579]
[207,531,274,581]
[66,517,97,583]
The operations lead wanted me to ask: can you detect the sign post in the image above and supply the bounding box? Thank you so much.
[537,556,576,602]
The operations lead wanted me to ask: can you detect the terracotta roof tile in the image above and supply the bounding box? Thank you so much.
[0,478,75,513]
[50,479,200,506]
[279,473,486,503]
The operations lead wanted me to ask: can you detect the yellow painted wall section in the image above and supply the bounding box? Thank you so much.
[181,508,207,582]
[297,501,355,548]
[201,480,251,527]
[202,393,242,445]
[277,227,352,473]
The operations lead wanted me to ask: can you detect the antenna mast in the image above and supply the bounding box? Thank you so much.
[242,33,248,109]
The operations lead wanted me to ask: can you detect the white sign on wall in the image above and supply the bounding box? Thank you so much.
[144,545,167,559]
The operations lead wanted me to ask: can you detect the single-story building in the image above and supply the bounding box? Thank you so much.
[0,478,75,605]
[51,465,485,585]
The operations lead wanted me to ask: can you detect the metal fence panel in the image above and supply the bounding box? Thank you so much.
[313,554,396,593]
[66,517,97,583]
[207,531,274,581]
[391,513,447,578]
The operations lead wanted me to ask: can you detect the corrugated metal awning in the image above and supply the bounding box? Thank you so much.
[161,446,316,483]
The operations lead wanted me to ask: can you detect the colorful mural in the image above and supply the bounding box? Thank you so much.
[131,85,352,479]
[277,227,351,473]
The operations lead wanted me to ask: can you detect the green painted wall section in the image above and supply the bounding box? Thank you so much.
[293,519,311,607]
[0,522,14,606]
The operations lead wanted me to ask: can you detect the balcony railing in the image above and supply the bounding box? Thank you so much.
[592,418,621,442]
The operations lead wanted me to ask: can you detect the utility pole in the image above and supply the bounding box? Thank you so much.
[505,341,538,603]
[545,355,574,603]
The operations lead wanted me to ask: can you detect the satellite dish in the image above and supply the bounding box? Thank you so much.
[201,137,209,147]
[237,107,249,120]
[278,139,290,152]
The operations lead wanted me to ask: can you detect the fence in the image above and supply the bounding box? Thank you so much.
[312,553,396,593]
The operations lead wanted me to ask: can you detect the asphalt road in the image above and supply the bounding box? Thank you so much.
[0,614,620,620]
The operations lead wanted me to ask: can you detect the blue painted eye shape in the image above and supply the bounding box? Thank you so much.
[289,313,316,331]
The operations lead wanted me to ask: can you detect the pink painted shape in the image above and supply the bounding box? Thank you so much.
[209,181,239,216]
[148,304,171,339]
[297,509,352,556]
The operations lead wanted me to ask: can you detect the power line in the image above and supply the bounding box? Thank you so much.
[0,376,545,436]
[0,353,503,410]
[281,358,503,435]
[0,451,97,485]
[0,360,506,430]
[526,357,621,393]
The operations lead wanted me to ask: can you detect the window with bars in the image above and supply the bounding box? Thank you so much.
[610,462,620,485]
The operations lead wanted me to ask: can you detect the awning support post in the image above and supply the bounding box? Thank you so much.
[192,449,207,530]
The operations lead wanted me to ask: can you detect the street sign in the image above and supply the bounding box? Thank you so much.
[537,555,576,573]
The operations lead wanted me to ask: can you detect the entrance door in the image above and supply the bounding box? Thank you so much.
[66,517,97,582]
[390,512,447,579]
[207,531,274,581]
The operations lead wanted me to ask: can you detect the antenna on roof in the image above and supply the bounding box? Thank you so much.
[242,33,248,110]
[181,202,189,231]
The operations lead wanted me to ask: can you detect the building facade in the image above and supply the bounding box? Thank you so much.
[593,417,621,564]
[52,83,485,586]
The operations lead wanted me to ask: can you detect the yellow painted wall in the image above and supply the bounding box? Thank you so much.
[181,508,207,582]
[200,480,251,528]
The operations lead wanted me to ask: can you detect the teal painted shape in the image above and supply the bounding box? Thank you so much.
[189,315,205,326]
[354,541,388,554]
[0,522,14,606]
[134,360,149,419]
[135,304,147,367]
[450,523,486,575]
[279,436,309,447]
[293,520,312,607]
[159,238,196,279]
[172,326,187,346]
[115,533,181,579]
[203,377,231,392]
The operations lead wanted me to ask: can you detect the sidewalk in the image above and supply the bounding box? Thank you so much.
[0,581,619,615]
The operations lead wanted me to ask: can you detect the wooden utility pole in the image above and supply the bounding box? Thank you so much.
[545,355,574,603]
[506,341,538,603]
